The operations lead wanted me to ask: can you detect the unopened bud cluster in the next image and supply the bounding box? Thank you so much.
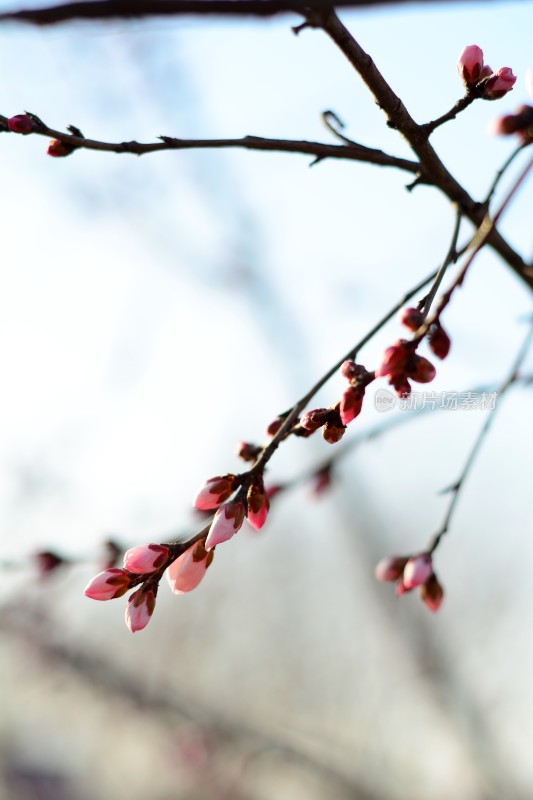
[375,553,444,613]
[457,45,516,100]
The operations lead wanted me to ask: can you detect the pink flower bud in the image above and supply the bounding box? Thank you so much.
[403,554,433,590]
[419,574,444,613]
[193,475,237,511]
[205,501,245,550]
[267,416,284,436]
[300,408,330,432]
[399,307,424,332]
[408,355,436,383]
[489,105,533,143]
[84,568,132,601]
[167,541,213,594]
[47,138,75,157]
[125,586,156,632]
[395,579,412,596]
[428,323,451,360]
[457,45,484,86]
[390,376,411,398]
[374,555,409,582]
[246,484,269,530]
[123,543,169,574]
[8,114,34,134]
[375,341,409,379]
[484,67,517,100]
[339,386,364,425]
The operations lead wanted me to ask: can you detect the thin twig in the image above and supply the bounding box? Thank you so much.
[483,141,528,208]
[427,320,533,553]
[0,113,421,173]
[420,206,462,317]
[421,95,476,136]
[317,10,533,292]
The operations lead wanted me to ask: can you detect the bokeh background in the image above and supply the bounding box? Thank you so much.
[1,1,532,798]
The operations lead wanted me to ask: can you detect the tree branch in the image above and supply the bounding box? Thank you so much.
[318,9,533,292]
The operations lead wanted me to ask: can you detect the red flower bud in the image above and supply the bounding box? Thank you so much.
[237,441,262,462]
[457,45,484,86]
[8,114,34,134]
[300,408,330,432]
[428,323,451,360]
[246,483,270,530]
[408,355,436,384]
[339,386,364,426]
[484,67,517,100]
[419,574,444,613]
[399,307,424,332]
[322,420,345,444]
[47,138,76,157]
[375,341,409,379]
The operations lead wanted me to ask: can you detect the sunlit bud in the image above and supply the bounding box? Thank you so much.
[205,501,245,550]
[428,323,451,360]
[34,550,64,576]
[237,441,262,462]
[374,555,409,582]
[193,475,237,511]
[375,341,409,379]
[399,307,424,332]
[47,138,75,157]
[340,360,367,383]
[84,568,132,601]
[419,573,444,613]
[457,45,484,86]
[300,408,330,432]
[322,420,345,444]
[167,541,213,594]
[247,483,270,530]
[310,465,332,496]
[484,67,517,100]
[339,386,364,425]
[123,543,169,574]
[408,355,436,383]
[403,554,433,590]
[125,586,156,633]
[8,114,34,134]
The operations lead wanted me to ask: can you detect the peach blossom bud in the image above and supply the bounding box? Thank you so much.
[300,408,330,432]
[374,555,409,582]
[457,45,484,86]
[34,550,64,576]
[428,323,451,360]
[408,355,436,383]
[193,475,236,511]
[419,574,444,613]
[47,139,75,157]
[205,501,245,550]
[123,543,169,574]
[125,586,156,633]
[395,580,412,596]
[484,67,517,100]
[246,484,269,530]
[375,341,409,379]
[8,114,34,134]
[480,64,493,79]
[403,554,433,590]
[167,541,213,594]
[322,420,345,444]
[399,307,424,332]
[339,386,364,425]
[84,568,132,600]
[237,441,262,462]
